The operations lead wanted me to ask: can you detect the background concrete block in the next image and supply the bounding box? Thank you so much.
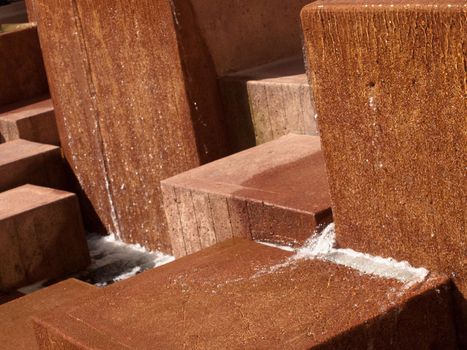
[220,57,317,152]
[0,26,48,106]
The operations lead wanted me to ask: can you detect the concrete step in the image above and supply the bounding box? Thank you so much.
[161,134,332,257]
[0,96,59,145]
[0,25,48,106]
[33,239,457,349]
[0,139,68,192]
[0,279,97,350]
[0,184,90,289]
[220,57,316,151]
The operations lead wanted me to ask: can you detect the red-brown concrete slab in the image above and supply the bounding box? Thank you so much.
[34,0,229,251]
[33,239,457,349]
[301,1,466,344]
[0,139,68,192]
[220,57,317,152]
[0,185,90,289]
[0,279,97,350]
[161,134,332,257]
[0,26,48,106]
[0,96,58,145]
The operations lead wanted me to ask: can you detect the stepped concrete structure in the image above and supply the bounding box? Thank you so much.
[162,134,331,257]
[32,0,312,252]
[0,185,90,289]
[0,97,58,145]
[0,0,464,348]
[301,0,466,346]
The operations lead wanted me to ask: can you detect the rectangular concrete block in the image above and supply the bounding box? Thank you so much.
[301,1,466,345]
[0,185,90,289]
[0,26,48,106]
[0,97,59,145]
[33,239,457,349]
[34,0,229,251]
[162,134,332,257]
[0,279,97,350]
[0,139,68,192]
[220,57,317,151]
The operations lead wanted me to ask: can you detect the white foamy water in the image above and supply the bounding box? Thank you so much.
[257,223,429,286]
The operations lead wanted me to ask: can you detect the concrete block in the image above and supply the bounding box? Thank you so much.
[220,57,317,151]
[0,97,59,145]
[0,279,96,350]
[162,134,332,257]
[0,185,90,289]
[301,1,467,344]
[33,239,457,349]
[0,139,67,192]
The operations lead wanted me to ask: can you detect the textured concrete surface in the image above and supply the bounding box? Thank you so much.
[162,134,332,257]
[0,139,67,192]
[0,96,58,145]
[187,0,311,75]
[34,0,229,251]
[34,239,457,349]
[302,0,466,345]
[0,26,48,106]
[220,57,317,152]
[0,185,90,289]
[0,279,96,350]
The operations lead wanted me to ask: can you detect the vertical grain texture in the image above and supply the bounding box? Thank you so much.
[302,1,466,344]
[34,0,230,251]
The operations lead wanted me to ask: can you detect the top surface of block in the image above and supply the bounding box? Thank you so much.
[0,139,58,166]
[35,239,451,349]
[0,184,74,220]
[224,56,307,85]
[0,97,53,122]
[163,134,330,213]
[0,279,97,350]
